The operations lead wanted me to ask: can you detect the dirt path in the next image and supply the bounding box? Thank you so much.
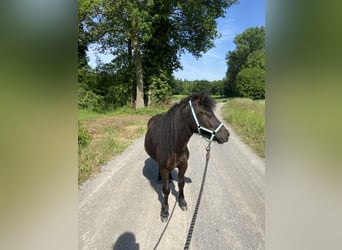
[79,103,265,249]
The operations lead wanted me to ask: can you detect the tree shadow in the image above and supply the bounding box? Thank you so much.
[142,158,192,206]
[113,232,139,250]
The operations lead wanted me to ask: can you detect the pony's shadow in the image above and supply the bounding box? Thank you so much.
[142,158,192,206]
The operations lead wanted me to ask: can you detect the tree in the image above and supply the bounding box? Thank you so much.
[143,0,238,105]
[224,26,265,97]
[80,0,238,108]
[78,0,102,68]
[93,0,154,108]
[236,67,265,99]
[149,70,172,104]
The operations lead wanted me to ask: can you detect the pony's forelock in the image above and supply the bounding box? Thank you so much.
[180,92,216,110]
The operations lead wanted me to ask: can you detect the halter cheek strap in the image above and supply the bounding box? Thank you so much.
[189,100,223,142]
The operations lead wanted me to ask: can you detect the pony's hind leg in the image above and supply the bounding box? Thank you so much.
[158,168,172,182]
[177,161,188,211]
[160,168,170,222]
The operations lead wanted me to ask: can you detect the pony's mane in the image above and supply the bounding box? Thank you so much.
[151,92,215,162]
[178,92,216,110]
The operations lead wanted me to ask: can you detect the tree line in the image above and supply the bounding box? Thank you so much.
[172,79,224,96]
[78,0,264,112]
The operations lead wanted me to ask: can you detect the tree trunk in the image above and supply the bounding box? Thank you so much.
[132,30,144,108]
[127,39,135,107]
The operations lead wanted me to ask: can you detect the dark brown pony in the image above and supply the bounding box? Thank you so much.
[144,92,229,221]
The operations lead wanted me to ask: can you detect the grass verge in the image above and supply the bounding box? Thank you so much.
[78,106,169,185]
[221,98,265,157]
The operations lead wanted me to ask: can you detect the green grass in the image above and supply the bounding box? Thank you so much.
[78,104,170,184]
[79,105,169,122]
[222,98,265,157]
[78,126,124,184]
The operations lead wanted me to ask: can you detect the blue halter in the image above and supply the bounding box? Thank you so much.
[189,100,224,142]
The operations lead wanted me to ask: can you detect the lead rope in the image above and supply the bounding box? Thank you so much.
[153,200,177,250]
[183,142,212,250]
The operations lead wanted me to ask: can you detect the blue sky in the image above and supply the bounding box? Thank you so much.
[87,0,265,81]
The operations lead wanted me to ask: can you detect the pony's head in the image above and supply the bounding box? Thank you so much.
[187,92,229,144]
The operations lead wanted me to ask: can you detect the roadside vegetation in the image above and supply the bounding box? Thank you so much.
[78,106,169,184]
[222,98,265,157]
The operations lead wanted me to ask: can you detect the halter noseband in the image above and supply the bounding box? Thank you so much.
[189,100,224,142]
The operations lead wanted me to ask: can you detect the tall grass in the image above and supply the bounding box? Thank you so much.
[78,105,169,184]
[78,126,124,184]
[222,98,265,157]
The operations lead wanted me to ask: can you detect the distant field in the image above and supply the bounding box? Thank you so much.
[221,98,265,157]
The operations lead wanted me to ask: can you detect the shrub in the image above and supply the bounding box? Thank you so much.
[78,121,90,150]
[78,83,104,112]
[236,67,265,100]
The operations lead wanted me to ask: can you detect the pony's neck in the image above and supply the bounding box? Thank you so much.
[176,106,195,148]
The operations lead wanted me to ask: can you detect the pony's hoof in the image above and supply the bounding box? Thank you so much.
[160,215,168,222]
[160,211,169,222]
[160,207,169,222]
[179,200,188,211]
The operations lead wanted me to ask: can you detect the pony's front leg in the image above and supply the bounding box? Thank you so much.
[160,168,170,222]
[177,162,188,211]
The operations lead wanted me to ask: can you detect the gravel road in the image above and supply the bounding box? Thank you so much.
[79,103,265,250]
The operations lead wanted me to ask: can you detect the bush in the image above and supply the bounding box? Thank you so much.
[78,83,105,112]
[236,67,265,99]
[78,121,91,150]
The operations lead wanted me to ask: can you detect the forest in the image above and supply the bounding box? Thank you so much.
[78,0,265,112]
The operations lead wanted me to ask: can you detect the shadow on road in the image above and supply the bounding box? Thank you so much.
[142,158,192,206]
[113,232,139,250]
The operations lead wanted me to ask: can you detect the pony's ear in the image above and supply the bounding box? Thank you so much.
[198,92,215,109]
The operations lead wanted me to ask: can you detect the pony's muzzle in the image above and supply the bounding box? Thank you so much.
[215,126,229,144]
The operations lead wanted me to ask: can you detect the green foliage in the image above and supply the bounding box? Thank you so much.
[78,121,91,150]
[225,26,265,98]
[236,67,265,100]
[149,70,172,104]
[78,83,105,112]
[245,48,265,69]
[78,64,133,111]
[172,78,224,96]
[78,0,238,109]
[78,69,105,112]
